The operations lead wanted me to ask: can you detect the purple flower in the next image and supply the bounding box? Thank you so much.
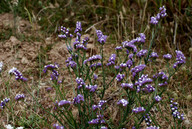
[67,61,77,68]
[76,77,85,89]
[150,17,158,24]
[90,62,102,69]
[115,46,122,51]
[142,84,155,93]
[135,74,153,87]
[53,124,64,129]
[126,59,133,69]
[163,54,172,60]
[139,33,146,43]
[153,71,168,81]
[58,100,71,107]
[122,41,137,53]
[101,126,108,129]
[149,52,159,59]
[93,74,98,80]
[58,26,72,39]
[88,114,105,125]
[75,44,87,51]
[43,64,59,73]
[117,99,129,107]
[150,6,167,25]
[158,81,168,87]
[106,54,116,66]
[85,85,97,92]
[97,100,107,109]
[15,94,25,101]
[173,50,186,69]
[88,55,102,62]
[144,114,152,127]
[73,94,84,104]
[136,49,148,58]
[92,105,98,111]
[74,21,82,33]
[159,6,167,17]
[131,64,146,78]
[135,74,153,93]
[88,118,100,125]
[146,126,160,129]
[9,67,28,82]
[96,30,107,44]
[170,99,184,121]
[132,107,146,114]
[120,63,127,69]
[154,95,162,102]
[0,98,10,109]
[121,83,134,91]
[116,73,125,82]
[128,54,134,60]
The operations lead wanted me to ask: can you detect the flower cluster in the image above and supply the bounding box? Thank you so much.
[121,83,134,91]
[90,62,102,69]
[96,30,107,44]
[163,54,172,60]
[149,52,159,60]
[173,50,186,69]
[170,99,184,121]
[144,114,152,127]
[58,26,73,39]
[131,64,146,78]
[9,67,27,81]
[88,114,105,125]
[142,84,155,94]
[58,100,71,108]
[132,107,146,114]
[154,95,162,102]
[135,74,153,92]
[150,6,167,24]
[73,94,84,104]
[84,55,102,65]
[122,41,137,53]
[122,33,146,53]
[115,46,122,51]
[43,64,60,82]
[106,54,116,66]
[66,57,77,68]
[126,59,133,69]
[92,100,107,111]
[85,85,98,92]
[76,77,85,89]
[15,94,25,101]
[153,71,168,87]
[74,21,82,34]
[116,73,125,82]
[146,126,160,129]
[73,36,87,51]
[117,99,129,107]
[53,123,64,129]
[136,49,148,58]
[0,98,10,109]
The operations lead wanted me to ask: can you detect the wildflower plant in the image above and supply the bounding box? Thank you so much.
[1,5,188,129]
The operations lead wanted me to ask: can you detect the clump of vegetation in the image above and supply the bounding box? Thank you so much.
[1,5,191,128]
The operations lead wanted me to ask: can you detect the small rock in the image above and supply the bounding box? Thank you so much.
[21,57,29,64]
[9,36,21,46]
